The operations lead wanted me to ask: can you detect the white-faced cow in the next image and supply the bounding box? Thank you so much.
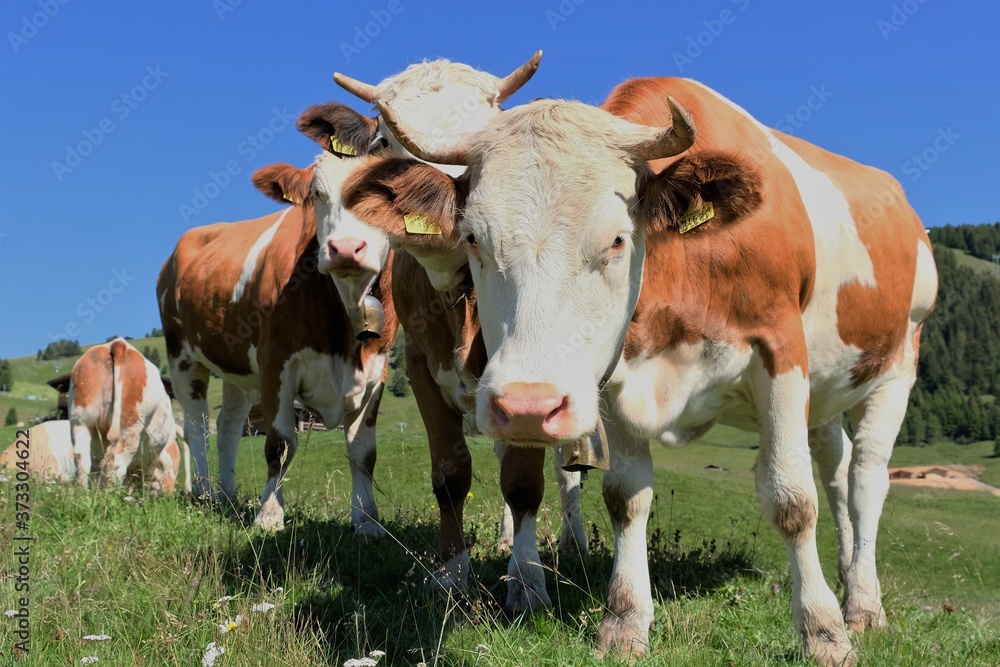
[333,55,587,608]
[356,77,939,666]
[69,338,189,494]
[157,126,398,533]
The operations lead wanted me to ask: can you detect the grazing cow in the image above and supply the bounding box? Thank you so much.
[157,124,399,533]
[353,77,939,665]
[69,338,189,493]
[1,421,76,482]
[333,56,587,606]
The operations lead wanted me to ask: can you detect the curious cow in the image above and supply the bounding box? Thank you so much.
[157,125,398,533]
[69,338,189,493]
[356,78,939,665]
[334,56,587,606]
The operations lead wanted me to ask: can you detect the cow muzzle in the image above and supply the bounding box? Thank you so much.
[487,382,574,444]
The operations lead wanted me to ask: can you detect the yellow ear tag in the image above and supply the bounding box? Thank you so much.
[404,213,442,235]
[329,135,358,156]
[678,200,714,234]
[282,192,301,205]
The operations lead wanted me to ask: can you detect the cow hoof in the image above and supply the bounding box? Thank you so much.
[843,603,887,634]
[254,507,286,532]
[353,520,388,542]
[504,574,551,615]
[597,613,652,657]
[804,627,856,667]
[428,551,470,596]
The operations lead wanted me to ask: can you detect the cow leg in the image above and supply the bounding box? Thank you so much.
[597,418,654,656]
[216,382,251,501]
[149,438,182,494]
[552,448,586,557]
[342,384,387,541]
[408,345,471,593]
[171,357,212,499]
[497,443,551,613]
[70,423,95,488]
[809,418,855,585]
[255,370,297,532]
[495,440,515,555]
[98,425,141,488]
[842,377,910,633]
[751,365,854,667]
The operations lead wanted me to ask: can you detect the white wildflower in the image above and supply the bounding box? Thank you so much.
[250,602,275,613]
[212,595,233,609]
[4,610,18,617]
[0,474,9,483]
[81,658,99,665]
[343,659,377,667]
[368,650,385,659]
[219,614,244,633]
[123,496,135,503]
[82,634,111,641]
[202,641,225,667]
[273,587,284,593]
[476,643,491,653]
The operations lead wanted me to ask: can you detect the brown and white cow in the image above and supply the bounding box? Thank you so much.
[352,78,939,665]
[157,119,400,533]
[69,338,189,493]
[334,57,587,607]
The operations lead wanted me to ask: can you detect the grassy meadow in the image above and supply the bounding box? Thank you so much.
[1,383,999,666]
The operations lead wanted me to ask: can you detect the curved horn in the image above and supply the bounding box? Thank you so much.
[629,97,697,161]
[496,50,543,102]
[376,100,472,166]
[333,72,377,103]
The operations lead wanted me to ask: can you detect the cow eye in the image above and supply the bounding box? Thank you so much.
[612,235,625,248]
[465,233,477,246]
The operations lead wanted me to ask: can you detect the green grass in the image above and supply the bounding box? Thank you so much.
[2,398,999,666]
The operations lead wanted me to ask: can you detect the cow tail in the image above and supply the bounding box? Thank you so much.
[107,339,127,445]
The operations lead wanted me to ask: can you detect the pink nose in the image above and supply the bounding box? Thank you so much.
[489,382,572,444]
[327,238,368,271]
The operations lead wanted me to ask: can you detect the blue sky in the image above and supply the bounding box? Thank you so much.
[0,0,997,358]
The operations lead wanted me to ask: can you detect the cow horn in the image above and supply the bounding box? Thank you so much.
[376,99,472,166]
[333,72,377,103]
[630,97,697,161]
[496,50,543,102]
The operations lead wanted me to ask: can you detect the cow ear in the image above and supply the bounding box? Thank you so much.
[251,163,314,205]
[297,103,380,157]
[642,152,763,233]
[342,157,464,254]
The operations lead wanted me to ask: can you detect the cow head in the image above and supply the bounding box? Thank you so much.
[251,110,390,327]
[373,97,764,445]
[332,53,542,290]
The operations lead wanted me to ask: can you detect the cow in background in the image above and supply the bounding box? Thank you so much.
[69,338,189,493]
[157,127,398,533]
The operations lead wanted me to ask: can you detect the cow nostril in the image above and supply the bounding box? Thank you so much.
[545,396,569,424]
[490,395,511,428]
[354,240,367,256]
[327,240,340,256]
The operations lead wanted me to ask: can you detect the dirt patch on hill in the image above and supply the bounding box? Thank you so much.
[889,465,1000,496]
